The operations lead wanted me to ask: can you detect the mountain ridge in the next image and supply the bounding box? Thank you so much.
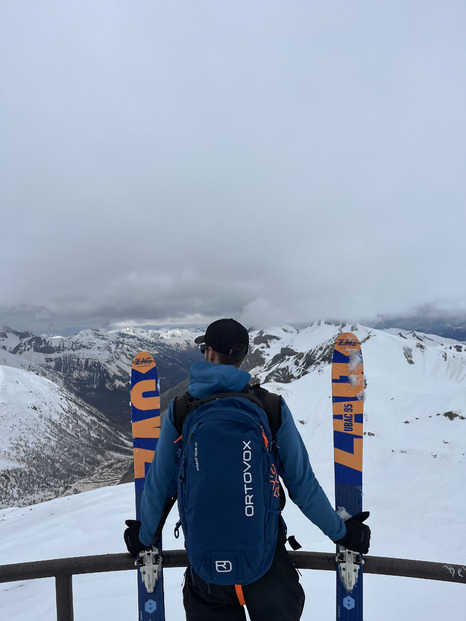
[0,321,464,510]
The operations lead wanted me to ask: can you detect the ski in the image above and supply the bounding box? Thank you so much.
[332,333,365,621]
[130,352,165,621]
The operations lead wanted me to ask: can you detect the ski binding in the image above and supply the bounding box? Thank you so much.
[336,545,364,591]
[136,546,163,593]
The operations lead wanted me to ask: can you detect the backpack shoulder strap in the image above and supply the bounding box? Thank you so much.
[172,384,283,436]
[173,391,194,435]
[243,383,282,437]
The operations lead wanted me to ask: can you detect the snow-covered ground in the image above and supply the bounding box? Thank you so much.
[0,324,465,619]
[0,481,464,621]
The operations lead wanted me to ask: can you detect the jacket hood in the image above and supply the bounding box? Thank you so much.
[188,361,251,399]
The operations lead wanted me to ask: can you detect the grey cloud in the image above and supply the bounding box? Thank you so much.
[0,1,465,334]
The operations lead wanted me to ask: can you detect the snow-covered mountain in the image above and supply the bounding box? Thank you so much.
[0,320,464,620]
[0,326,205,508]
[0,364,132,508]
[0,321,464,521]
[0,326,202,428]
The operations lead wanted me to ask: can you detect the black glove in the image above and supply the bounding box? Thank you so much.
[124,519,148,558]
[335,511,371,554]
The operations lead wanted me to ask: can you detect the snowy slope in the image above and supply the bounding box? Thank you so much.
[254,323,465,564]
[0,322,465,619]
[2,320,463,508]
[0,434,464,620]
[0,326,203,506]
[0,365,131,508]
[2,484,463,621]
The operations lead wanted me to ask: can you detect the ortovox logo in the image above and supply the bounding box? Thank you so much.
[243,440,254,516]
[215,560,233,573]
[270,464,280,498]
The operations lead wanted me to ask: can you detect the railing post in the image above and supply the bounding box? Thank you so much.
[55,573,74,621]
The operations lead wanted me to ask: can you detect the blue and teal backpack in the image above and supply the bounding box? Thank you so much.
[173,385,284,586]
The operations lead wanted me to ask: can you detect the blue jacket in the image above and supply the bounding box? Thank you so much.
[139,361,346,546]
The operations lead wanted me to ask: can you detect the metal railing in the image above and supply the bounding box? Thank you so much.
[0,550,464,621]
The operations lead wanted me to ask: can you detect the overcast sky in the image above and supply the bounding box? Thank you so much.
[1,1,465,335]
